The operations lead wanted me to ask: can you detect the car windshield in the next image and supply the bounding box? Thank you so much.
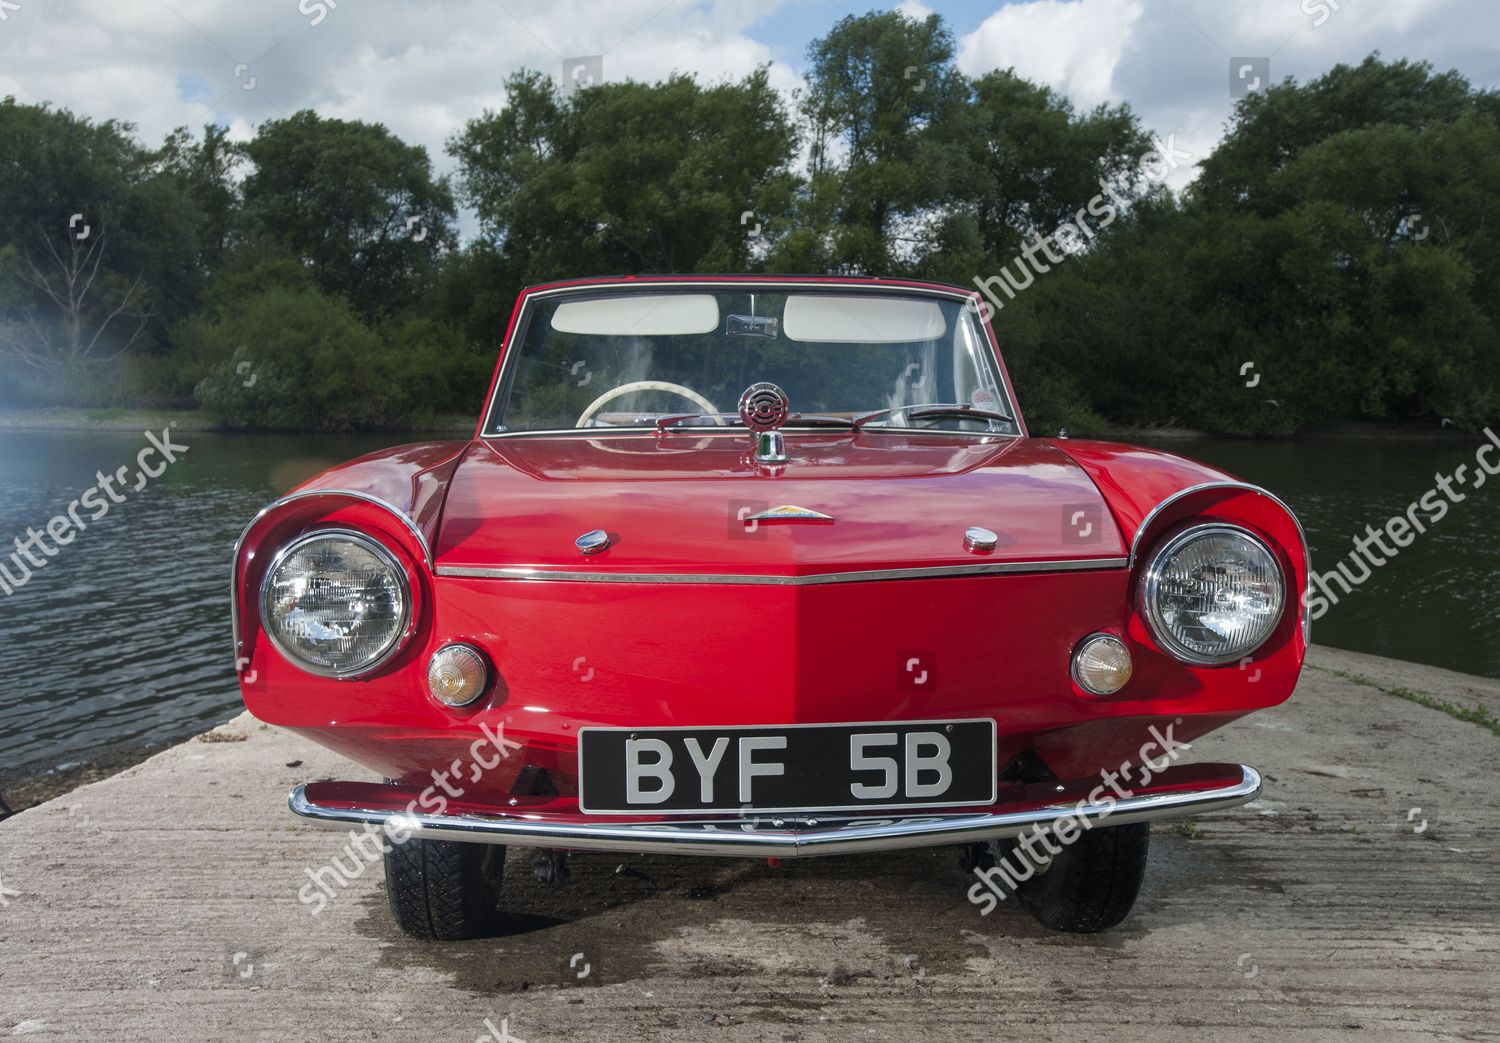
[486,288,1016,435]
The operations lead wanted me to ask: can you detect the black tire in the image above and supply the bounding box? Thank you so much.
[1016,822,1150,933]
[383,837,506,940]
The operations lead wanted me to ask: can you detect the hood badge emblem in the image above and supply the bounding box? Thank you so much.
[740,382,790,464]
[746,505,834,523]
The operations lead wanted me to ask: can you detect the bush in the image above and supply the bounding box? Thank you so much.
[190,285,413,430]
[383,318,496,423]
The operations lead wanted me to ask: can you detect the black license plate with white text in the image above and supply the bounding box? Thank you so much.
[578,719,997,815]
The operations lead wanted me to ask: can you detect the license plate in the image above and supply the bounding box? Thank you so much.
[578,719,997,815]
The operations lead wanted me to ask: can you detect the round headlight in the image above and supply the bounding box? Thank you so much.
[261,530,411,677]
[1139,524,1285,665]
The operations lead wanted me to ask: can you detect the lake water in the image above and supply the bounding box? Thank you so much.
[1,428,1495,781]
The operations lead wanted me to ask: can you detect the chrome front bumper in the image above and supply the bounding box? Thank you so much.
[288,763,1262,859]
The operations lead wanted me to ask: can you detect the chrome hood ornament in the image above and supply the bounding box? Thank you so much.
[739,382,790,464]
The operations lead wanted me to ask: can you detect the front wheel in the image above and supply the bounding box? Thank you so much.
[1016,822,1150,933]
[383,837,507,940]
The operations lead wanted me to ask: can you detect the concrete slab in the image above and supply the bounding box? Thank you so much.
[1,645,1497,1042]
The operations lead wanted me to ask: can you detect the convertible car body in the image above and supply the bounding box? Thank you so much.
[234,275,1307,937]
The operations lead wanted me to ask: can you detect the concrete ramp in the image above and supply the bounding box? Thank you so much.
[2,646,1497,1041]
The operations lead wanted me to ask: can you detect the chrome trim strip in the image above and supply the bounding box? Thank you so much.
[288,766,1263,859]
[523,279,978,304]
[230,488,434,656]
[433,556,1128,585]
[481,426,1021,442]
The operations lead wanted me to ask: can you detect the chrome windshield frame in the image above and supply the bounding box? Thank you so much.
[480,280,1019,439]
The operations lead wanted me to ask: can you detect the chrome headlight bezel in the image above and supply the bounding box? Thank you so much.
[259,528,414,679]
[1138,522,1287,667]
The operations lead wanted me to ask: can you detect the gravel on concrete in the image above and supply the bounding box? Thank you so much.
[1,645,1497,1042]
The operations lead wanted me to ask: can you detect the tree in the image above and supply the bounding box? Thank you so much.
[0,98,144,250]
[452,68,797,281]
[157,123,242,275]
[0,227,148,375]
[794,11,966,273]
[1193,56,1481,214]
[937,71,1153,265]
[241,111,456,319]
[0,99,228,401]
[1174,56,1500,430]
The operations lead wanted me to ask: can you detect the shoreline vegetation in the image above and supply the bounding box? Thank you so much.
[3,20,1498,439]
[0,406,1484,442]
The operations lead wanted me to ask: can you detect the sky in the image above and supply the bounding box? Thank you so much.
[1,0,1496,202]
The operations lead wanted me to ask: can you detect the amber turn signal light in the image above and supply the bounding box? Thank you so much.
[1072,634,1133,696]
[427,644,490,707]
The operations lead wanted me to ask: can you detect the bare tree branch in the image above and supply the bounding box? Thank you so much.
[83,271,147,360]
[0,224,153,374]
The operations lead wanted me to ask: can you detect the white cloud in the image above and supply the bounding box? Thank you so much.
[0,0,799,175]
[957,0,1144,109]
[954,0,1500,193]
[1,0,1496,208]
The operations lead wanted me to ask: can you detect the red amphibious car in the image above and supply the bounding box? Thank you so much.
[234,275,1307,937]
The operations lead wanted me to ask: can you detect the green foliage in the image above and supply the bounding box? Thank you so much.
[0,97,146,248]
[2,33,1497,436]
[1131,57,1499,433]
[452,68,797,281]
[189,283,417,431]
[958,55,1500,437]
[940,71,1153,261]
[793,11,964,273]
[1193,56,1480,214]
[1319,666,1500,737]
[0,98,225,372]
[241,110,456,320]
[420,243,515,356]
[383,317,494,421]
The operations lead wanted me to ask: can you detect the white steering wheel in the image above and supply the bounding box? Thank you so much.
[575,380,723,428]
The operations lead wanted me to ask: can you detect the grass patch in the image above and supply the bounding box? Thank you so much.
[1166,818,1204,839]
[1314,665,1500,737]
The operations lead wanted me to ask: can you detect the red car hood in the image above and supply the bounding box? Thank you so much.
[432,432,1125,574]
